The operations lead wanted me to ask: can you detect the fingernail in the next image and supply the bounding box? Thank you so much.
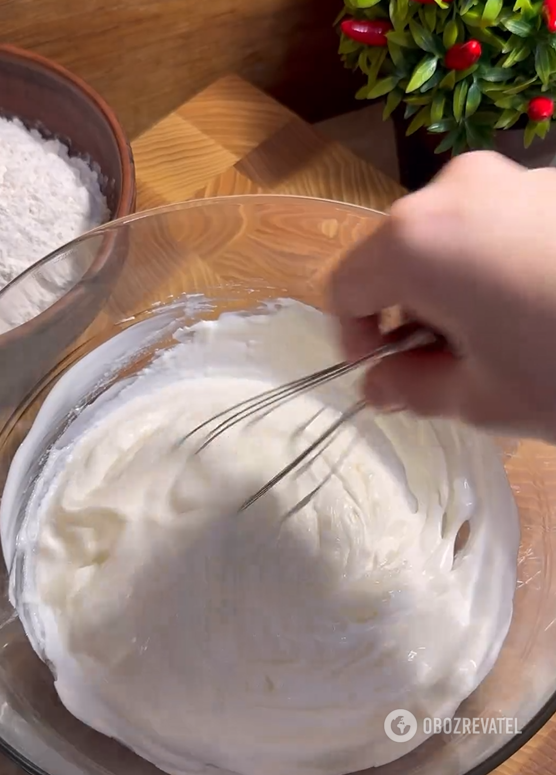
[381,402,406,414]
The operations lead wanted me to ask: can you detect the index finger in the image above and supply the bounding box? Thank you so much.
[328,216,410,320]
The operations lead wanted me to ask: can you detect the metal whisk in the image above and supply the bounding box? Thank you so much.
[184,325,439,510]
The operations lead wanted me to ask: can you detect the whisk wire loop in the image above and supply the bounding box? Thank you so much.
[182,326,438,507]
[238,400,367,511]
[183,352,372,452]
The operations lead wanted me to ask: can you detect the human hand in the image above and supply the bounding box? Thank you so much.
[329,151,556,441]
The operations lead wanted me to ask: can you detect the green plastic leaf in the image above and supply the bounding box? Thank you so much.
[472,121,494,146]
[464,120,492,150]
[479,66,513,81]
[493,95,522,109]
[436,6,451,23]
[390,0,409,31]
[406,94,432,104]
[406,106,431,135]
[461,10,482,26]
[481,88,507,102]
[513,0,535,16]
[453,131,468,155]
[501,43,530,68]
[388,40,405,68]
[473,28,506,49]
[389,0,404,31]
[383,88,404,118]
[455,64,479,82]
[369,48,388,84]
[354,48,386,95]
[472,110,501,125]
[536,119,551,139]
[428,117,456,132]
[354,0,383,6]
[430,92,446,122]
[465,82,482,117]
[443,19,459,48]
[419,68,444,91]
[535,44,553,87]
[355,84,371,99]
[453,79,469,121]
[494,108,521,128]
[423,4,438,31]
[514,45,532,64]
[339,37,360,55]
[502,33,520,54]
[409,20,443,55]
[358,51,372,76]
[502,15,533,35]
[439,69,457,89]
[398,0,411,20]
[404,102,421,118]
[482,0,504,25]
[367,75,400,98]
[434,128,459,153]
[524,119,537,147]
[463,123,480,150]
[334,6,348,24]
[481,84,512,97]
[504,75,537,94]
[459,0,478,14]
[406,55,439,91]
[505,111,523,129]
[386,30,417,47]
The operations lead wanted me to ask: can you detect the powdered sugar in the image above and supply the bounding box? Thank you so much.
[0,116,108,311]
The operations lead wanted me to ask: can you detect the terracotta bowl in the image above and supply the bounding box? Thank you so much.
[0,44,135,220]
[0,45,136,413]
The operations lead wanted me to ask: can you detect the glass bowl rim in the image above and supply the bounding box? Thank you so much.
[0,193,554,775]
[0,194,385,346]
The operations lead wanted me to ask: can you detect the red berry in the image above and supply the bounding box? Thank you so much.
[528,96,554,122]
[444,40,482,71]
[543,0,556,31]
[340,18,392,46]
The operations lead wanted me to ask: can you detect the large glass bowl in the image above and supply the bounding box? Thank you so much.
[0,196,555,775]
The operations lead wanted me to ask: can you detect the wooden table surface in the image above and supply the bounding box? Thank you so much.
[2,75,555,775]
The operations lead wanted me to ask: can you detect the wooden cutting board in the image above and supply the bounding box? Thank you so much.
[128,75,556,775]
[131,74,404,212]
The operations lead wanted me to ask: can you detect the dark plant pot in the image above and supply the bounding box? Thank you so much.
[393,110,556,190]
[393,111,449,191]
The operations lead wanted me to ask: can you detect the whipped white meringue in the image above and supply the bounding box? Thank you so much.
[10,300,519,775]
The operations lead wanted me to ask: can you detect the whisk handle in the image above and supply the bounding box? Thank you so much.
[354,323,446,370]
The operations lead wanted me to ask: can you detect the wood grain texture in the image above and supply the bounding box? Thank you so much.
[0,0,361,139]
[132,75,404,212]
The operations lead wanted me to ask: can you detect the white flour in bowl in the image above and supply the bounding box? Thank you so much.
[0,116,109,331]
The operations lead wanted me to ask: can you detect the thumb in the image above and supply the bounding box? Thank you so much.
[362,350,465,418]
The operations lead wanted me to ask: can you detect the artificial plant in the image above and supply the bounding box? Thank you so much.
[338,0,556,152]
